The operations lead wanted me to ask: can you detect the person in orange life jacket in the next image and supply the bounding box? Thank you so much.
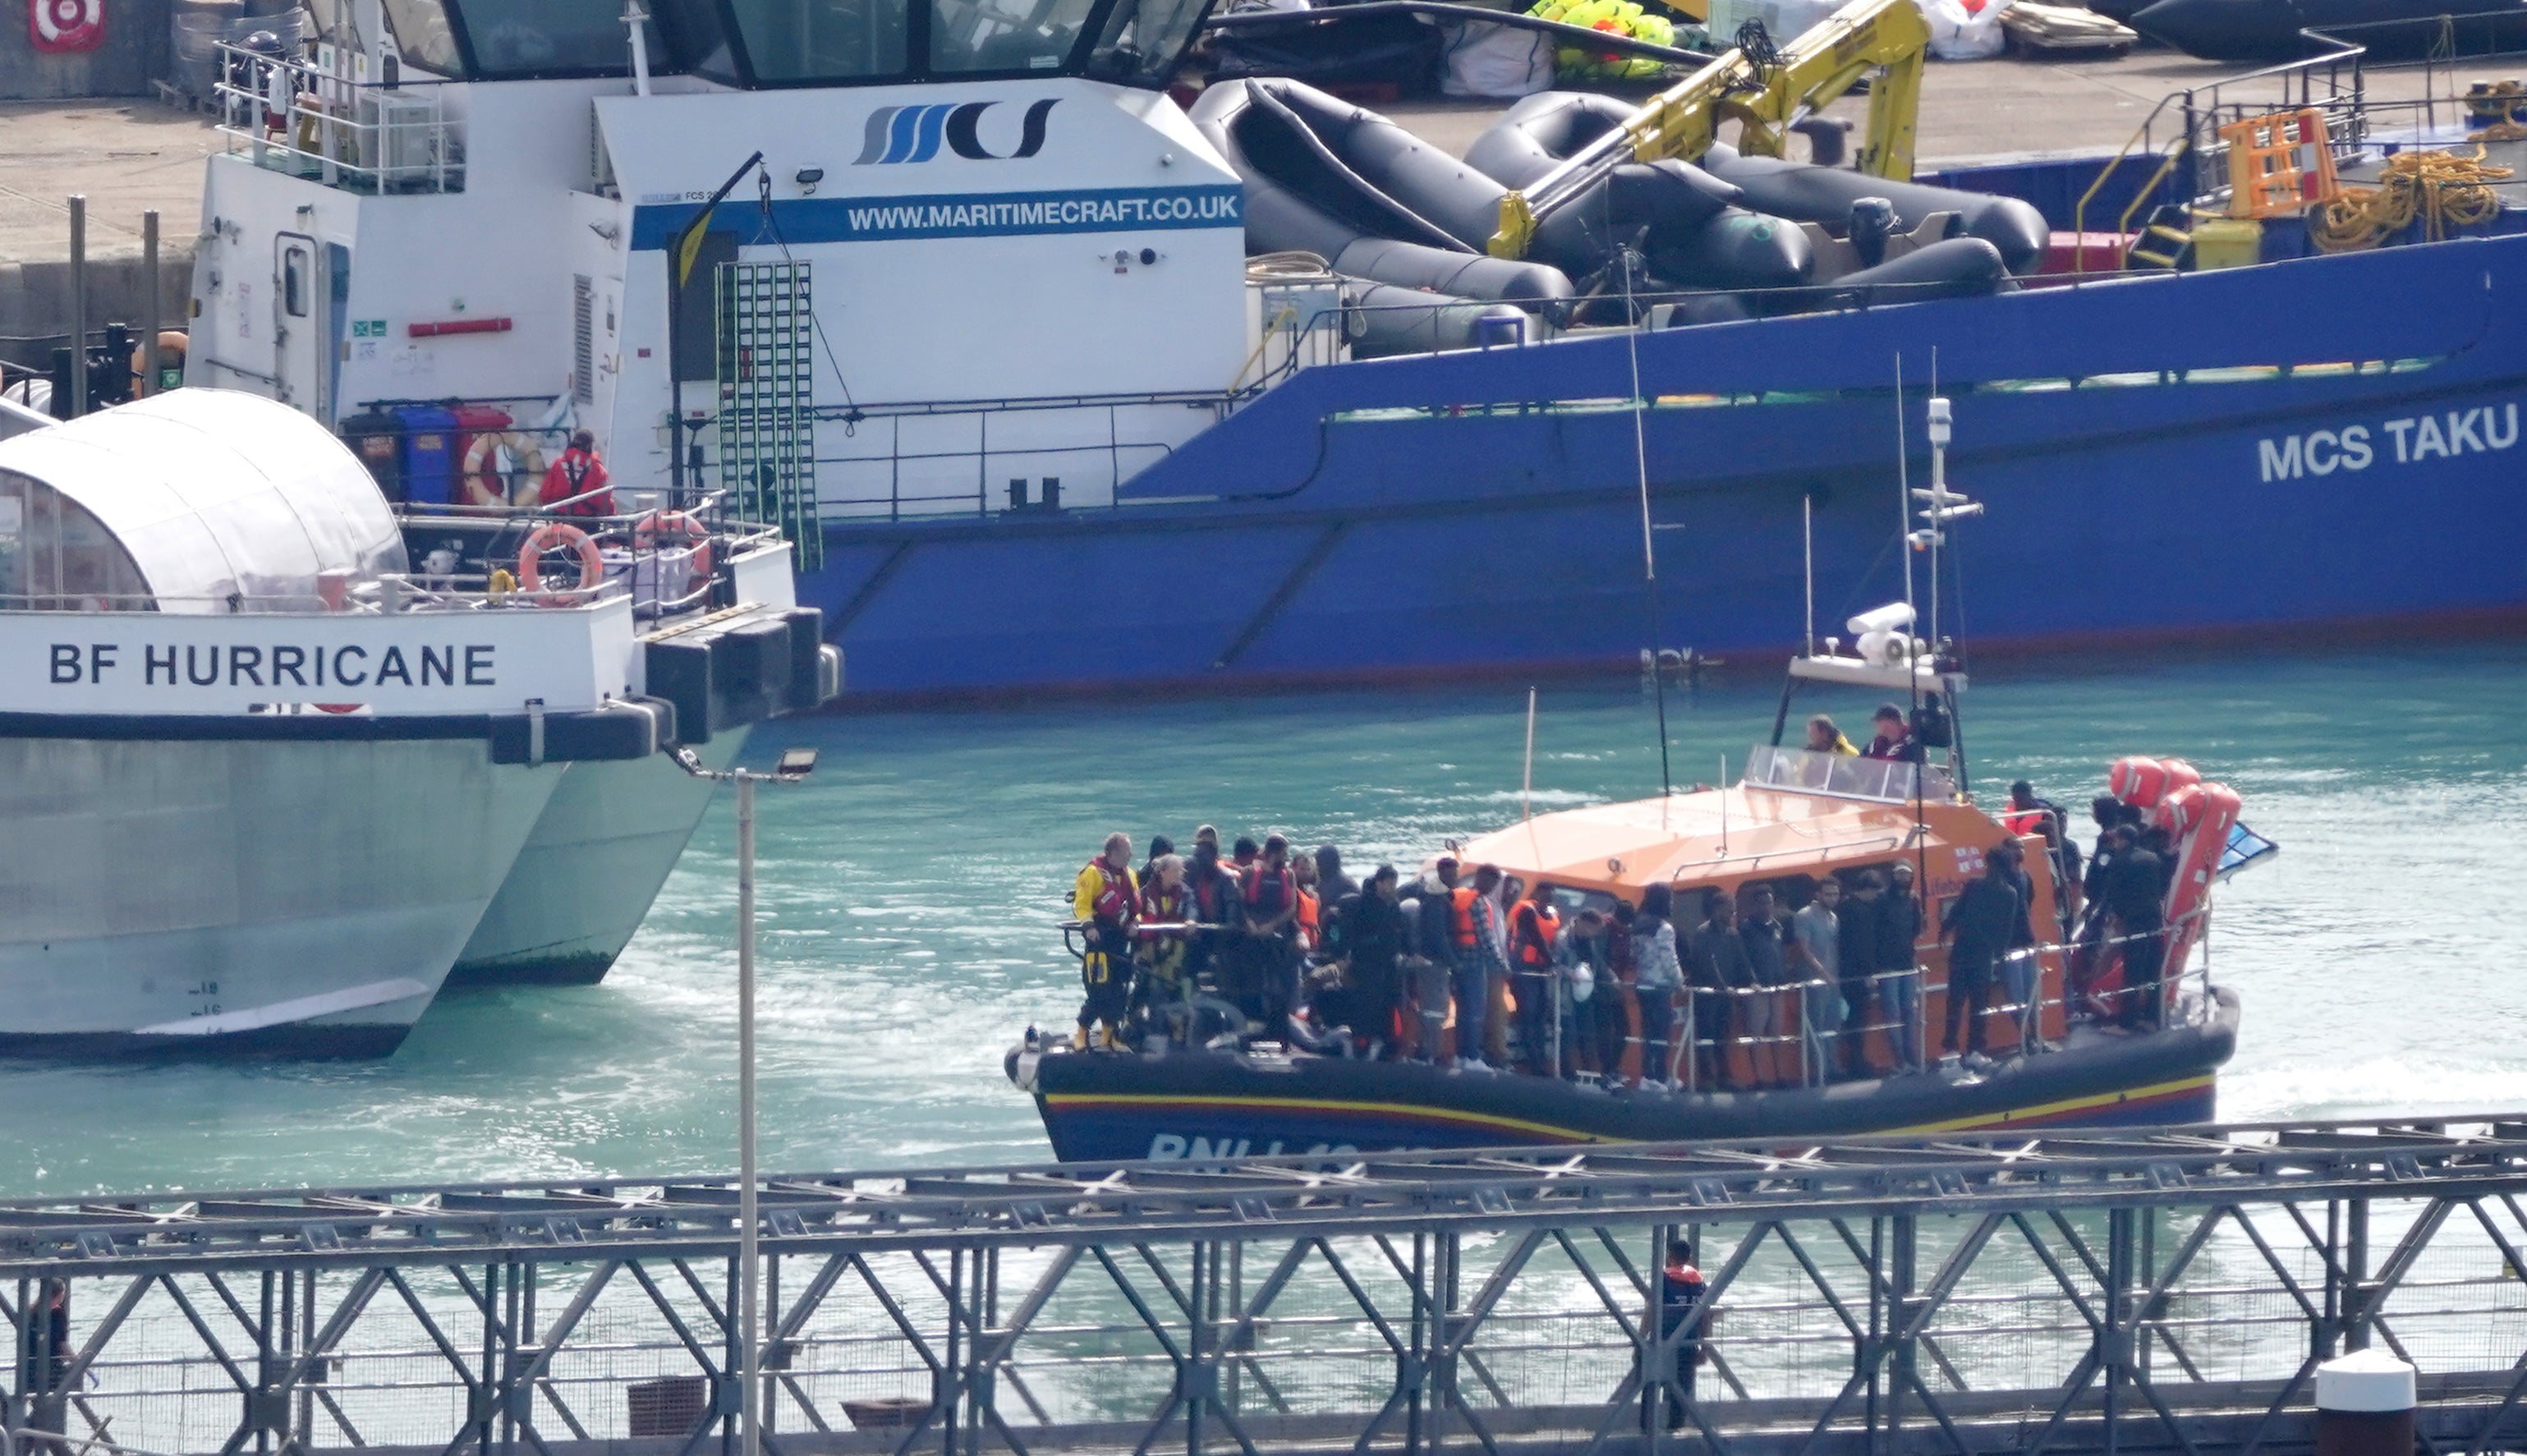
[1293,854,1323,956]
[1862,704,1923,763]
[1235,834,1301,1032]
[540,430,614,517]
[1638,1238,1708,1430]
[1134,853,1194,1045]
[1507,884,1564,1072]
[1071,833,1139,1050]
[1446,865,1508,1072]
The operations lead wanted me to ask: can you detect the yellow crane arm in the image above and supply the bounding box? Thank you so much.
[1486,0,1929,259]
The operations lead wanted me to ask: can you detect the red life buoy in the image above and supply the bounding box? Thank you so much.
[518,522,604,604]
[633,509,713,578]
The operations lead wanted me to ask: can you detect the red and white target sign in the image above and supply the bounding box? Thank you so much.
[30,0,105,53]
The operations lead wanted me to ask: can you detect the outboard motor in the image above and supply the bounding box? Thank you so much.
[1850,197,1897,269]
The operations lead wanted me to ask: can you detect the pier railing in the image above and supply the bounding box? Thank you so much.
[9,1118,2527,1456]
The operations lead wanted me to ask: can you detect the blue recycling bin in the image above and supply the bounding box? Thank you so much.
[396,404,459,506]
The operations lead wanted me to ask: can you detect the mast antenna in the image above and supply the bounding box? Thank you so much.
[1622,247,1675,815]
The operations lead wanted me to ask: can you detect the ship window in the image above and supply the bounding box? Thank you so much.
[930,0,1097,73]
[283,246,310,318]
[651,0,740,81]
[0,472,151,611]
[379,0,465,74]
[727,0,907,80]
[449,0,650,75]
[1082,0,1204,85]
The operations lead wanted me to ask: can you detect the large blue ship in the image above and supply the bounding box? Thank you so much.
[172,0,2527,700]
[812,238,2527,696]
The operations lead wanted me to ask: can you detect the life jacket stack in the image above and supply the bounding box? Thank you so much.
[2107,756,2242,1019]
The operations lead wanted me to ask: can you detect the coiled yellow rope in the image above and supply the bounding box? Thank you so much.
[2309,146,2514,251]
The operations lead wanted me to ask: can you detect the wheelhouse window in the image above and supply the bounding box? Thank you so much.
[726,0,907,80]
[1082,0,1205,85]
[379,0,465,74]
[929,0,1098,73]
[383,0,664,77]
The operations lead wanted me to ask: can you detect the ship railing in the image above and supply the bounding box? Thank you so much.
[211,44,462,195]
[1741,742,1957,804]
[807,391,1238,521]
[1633,904,2217,1093]
[2067,17,2508,264]
[0,580,629,614]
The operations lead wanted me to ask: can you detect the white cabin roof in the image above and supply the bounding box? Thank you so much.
[0,389,405,613]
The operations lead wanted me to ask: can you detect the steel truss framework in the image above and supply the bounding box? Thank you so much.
[8,1116,2527,1456]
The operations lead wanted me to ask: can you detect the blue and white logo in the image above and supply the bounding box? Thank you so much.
[855,99,1059,164]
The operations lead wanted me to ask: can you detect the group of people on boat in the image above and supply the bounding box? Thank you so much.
[1062,783,2187,1088]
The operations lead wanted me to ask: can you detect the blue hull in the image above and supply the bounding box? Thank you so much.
[1022,990,2237,1163]
[807,236,2527,697]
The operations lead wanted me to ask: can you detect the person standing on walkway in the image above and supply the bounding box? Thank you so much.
[1639,1239,1707,1432]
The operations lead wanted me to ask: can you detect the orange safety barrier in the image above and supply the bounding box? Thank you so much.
[2221,108,2340,218]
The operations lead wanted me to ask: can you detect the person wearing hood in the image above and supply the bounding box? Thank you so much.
[1402,858,1463,1062]
[1316,845,1359,906]
[1340,865,1408,1056]
[1183,829,1239,985]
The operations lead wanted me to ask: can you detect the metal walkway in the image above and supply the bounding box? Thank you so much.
[9,1116,2527,1456]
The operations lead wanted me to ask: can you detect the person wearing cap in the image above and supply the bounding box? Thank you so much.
[1863,705,1923,764]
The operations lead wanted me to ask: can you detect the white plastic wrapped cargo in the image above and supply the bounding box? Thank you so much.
[0,388,406,613]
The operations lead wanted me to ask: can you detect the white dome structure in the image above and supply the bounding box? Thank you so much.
[0,389,405,613]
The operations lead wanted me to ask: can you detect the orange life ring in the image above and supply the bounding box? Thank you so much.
[462,431,545,509]
[633,509,713,578]
[518,522,604,604]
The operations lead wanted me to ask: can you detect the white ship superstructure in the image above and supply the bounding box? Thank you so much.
[0,391,666,1051]
[181,0,1251,521]
[0,388,837,1050]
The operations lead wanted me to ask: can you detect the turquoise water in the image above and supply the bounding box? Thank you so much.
[6,642,2524,1199]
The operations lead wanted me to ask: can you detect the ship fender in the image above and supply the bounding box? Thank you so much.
[1646,206,1817,292]
[1343,282,1534,356]
[1800,235,2013,310]
[1331,237,1574,306]
[1701,143,2051,275]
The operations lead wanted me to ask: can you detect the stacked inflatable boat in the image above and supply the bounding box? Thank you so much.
[1192,80,2051,349]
